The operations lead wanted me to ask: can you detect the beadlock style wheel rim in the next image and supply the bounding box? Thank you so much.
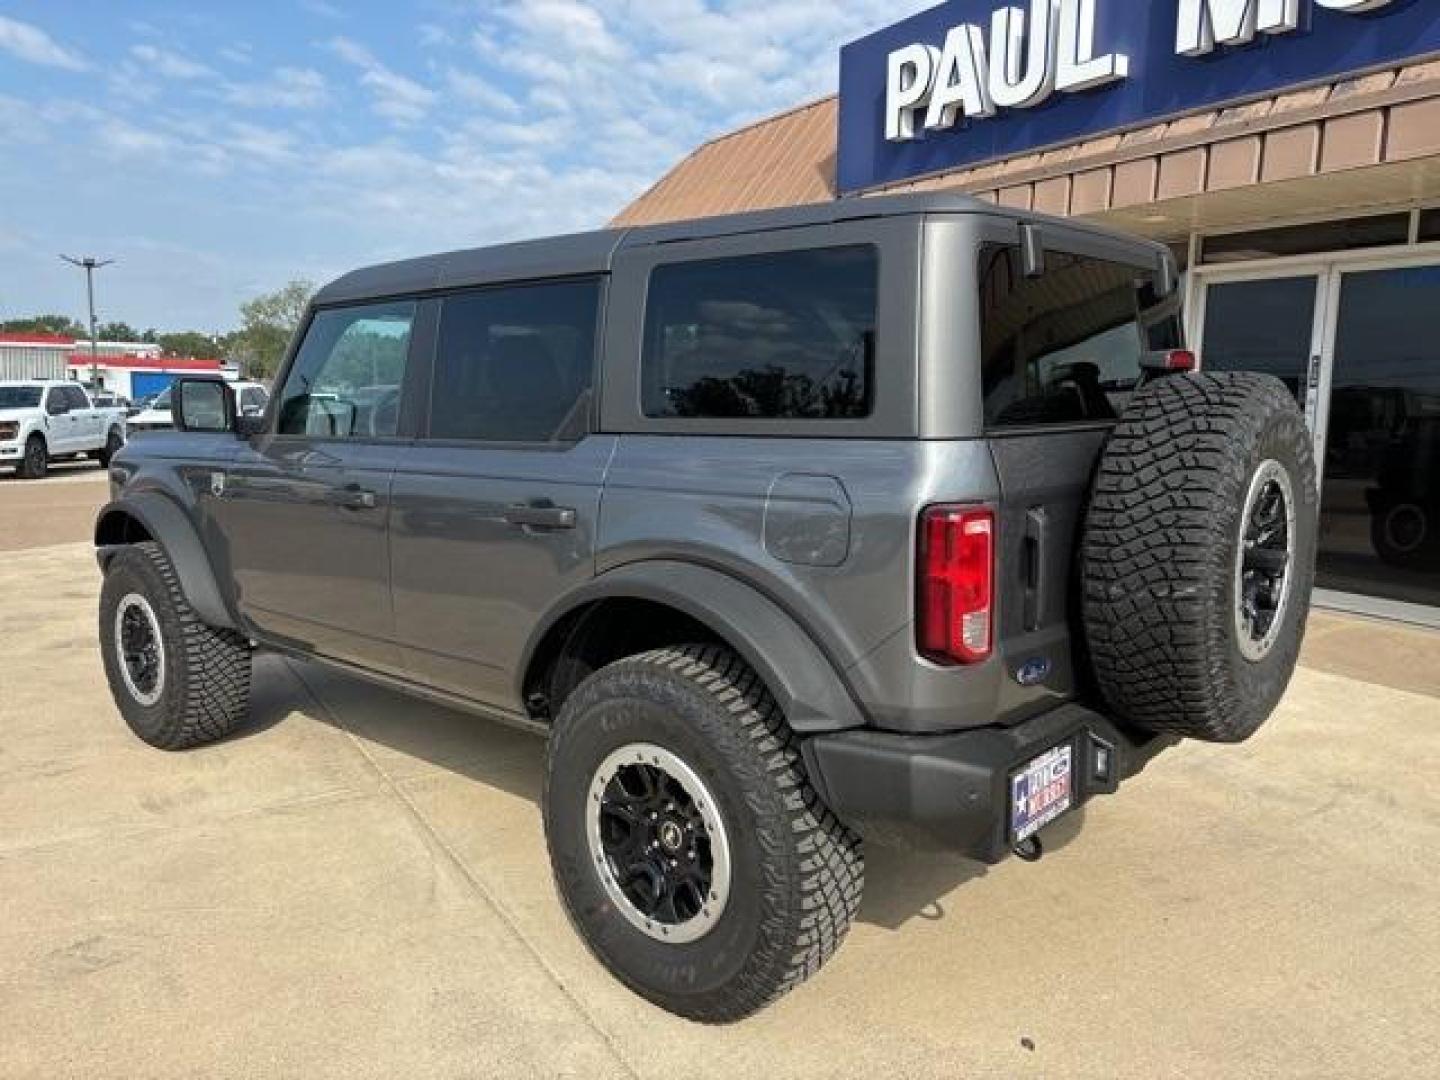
[586,743,732,945]
[115,593,165,707]
[1234,460,1297,663]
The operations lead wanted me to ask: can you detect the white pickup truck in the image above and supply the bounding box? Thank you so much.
[0,380,128,479]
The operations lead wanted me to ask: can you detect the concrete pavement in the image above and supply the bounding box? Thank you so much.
[1,490,1438,1076]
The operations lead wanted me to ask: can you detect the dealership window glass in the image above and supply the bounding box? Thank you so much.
[1201,276,1317,406]
[276,301,415,438]
[1201,215,1410,265]
[430,280,599,444]
[642,246,877,421]
[979,246,1175,428]
[1419,209,1440,243]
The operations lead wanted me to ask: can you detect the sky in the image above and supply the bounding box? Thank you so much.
[0,0,932,333]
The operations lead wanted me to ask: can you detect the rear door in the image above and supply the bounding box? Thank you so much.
[975,228,1181,703]
[65,385,102,445]
[389,278,611,713]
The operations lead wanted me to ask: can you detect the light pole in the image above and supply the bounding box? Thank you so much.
[59,255,115,389]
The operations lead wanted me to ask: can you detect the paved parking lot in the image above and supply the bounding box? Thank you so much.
[2,471,1438,1078]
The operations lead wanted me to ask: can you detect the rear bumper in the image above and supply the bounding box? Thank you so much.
[801,703,1176,862]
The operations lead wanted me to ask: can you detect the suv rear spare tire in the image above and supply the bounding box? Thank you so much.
[1081,372,1317,744]
[543,645,863,1023]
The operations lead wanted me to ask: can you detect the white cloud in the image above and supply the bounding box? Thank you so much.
[445,68,520,115]
[329,36,436,124]
[225,66,329,109]
[0,15,88,71]
[301,0,344,19]
[130,43,213,80]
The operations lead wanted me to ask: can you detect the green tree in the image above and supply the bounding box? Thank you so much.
[1,314,85,337]
[157,331,219,359]
[97,321,142,342]
[231,280,314,380]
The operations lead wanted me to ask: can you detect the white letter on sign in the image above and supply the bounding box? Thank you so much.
[1176,0,1300,57]
[1056,0,1129,92]
[925,24,995,131]
[886,43,937,141]
[990,0,1060,110]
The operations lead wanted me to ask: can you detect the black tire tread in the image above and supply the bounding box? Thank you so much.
[104,541,252,750]
[1081,372,1316,743]
[546,644,863,1023]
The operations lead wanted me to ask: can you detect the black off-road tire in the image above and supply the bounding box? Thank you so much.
[99,541,253,750]
[17,434,47,479]
[544,645,863,1023]
[94,427,124,467]
[1081,373,1318,743]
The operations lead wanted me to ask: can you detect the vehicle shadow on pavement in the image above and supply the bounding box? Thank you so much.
[245,656,1087,932]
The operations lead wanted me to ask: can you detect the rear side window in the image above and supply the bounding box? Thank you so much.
[430,279,600,444]
[979,245,1180,429]
[641,246,877,420]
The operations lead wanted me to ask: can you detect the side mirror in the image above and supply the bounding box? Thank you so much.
[173,379,235,433]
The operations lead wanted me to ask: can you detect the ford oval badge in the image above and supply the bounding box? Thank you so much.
[1016,657,1052,687]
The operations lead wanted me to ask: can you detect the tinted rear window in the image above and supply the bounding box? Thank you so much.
[979,245,1180,429]
[641,246,877,421]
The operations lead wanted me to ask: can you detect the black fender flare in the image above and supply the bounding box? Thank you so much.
[523,561,866,734]
[94,493,237,631]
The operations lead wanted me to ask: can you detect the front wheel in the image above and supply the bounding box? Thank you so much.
[544,645,863,1023]
[99,542,253,750]
[16,435,47,479]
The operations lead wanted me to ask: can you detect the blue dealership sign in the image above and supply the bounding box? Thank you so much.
[838,0,1440,194]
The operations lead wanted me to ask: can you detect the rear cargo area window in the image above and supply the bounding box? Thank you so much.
[641,246,877,421]
[979,245,1177,429]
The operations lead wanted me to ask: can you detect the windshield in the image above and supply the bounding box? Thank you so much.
[0,386,43,408]
[151,388,172,410]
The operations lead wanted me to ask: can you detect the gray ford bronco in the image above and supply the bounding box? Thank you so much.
[94,193,1316,1023]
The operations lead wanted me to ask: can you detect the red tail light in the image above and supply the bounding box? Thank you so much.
[917,506,995,665]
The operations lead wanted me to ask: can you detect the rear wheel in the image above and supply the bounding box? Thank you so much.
[99,542,253,750]
[94,427,124,467]
[16,435,47,479]
[544,645,863,1023]
[1081,372,1318,743]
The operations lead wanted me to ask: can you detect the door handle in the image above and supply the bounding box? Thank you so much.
[328,484,378,510]
[1023,507,1048,632]
[503,503,576,530]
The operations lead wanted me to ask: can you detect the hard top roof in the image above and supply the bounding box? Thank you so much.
[312,192,1168,306]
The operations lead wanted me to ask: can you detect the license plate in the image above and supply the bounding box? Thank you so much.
[1010,745,1073,842]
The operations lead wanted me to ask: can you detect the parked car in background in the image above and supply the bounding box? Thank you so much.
[0,380,128,478]
[128,380,268,432]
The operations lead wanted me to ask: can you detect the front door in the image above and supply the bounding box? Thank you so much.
[212,299,420,673]
[389,279,610,713]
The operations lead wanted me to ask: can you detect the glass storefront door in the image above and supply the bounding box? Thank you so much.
[1320,265,1440,608]
[1198,259,1440,616]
